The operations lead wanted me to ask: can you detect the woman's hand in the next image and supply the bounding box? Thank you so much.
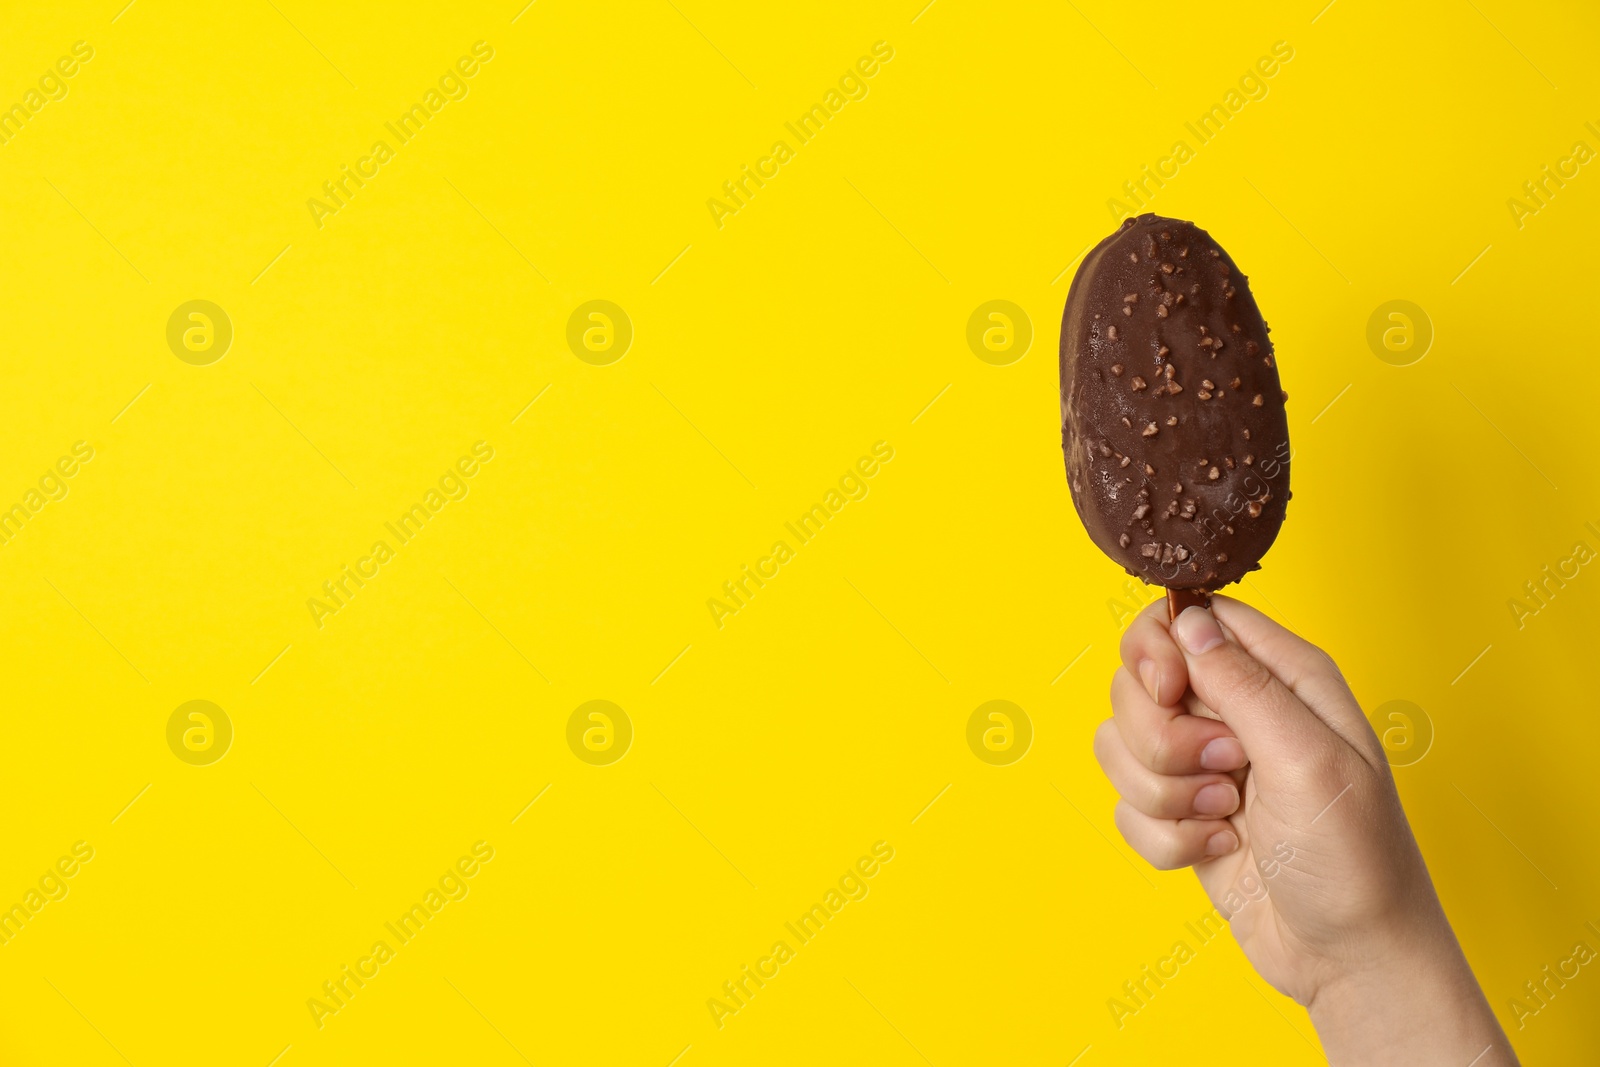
[1094,595,1516,1064]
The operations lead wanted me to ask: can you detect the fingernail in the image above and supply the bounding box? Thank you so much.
[1139,660,1160,702]
[1205,830,1239,856]
[1173,606,1224,655]
[1200,736,1246,772]
[1194,782,1239,817]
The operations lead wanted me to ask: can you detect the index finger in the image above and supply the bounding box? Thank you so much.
[1119,595,1190,707]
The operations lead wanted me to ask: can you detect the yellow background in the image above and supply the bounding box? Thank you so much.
[1,0,1597,1062]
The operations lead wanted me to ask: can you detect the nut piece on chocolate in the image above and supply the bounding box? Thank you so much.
[1059,213,1290,590]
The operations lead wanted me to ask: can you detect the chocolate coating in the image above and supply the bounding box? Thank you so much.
[1060,214,1290,590]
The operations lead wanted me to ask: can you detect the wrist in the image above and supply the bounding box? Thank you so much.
[1306,914,1515,1065]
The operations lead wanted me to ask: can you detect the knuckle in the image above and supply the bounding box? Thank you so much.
[1111,799,1136,842]
[1211,652,1277,708]
[1290,636,1351,691]
[1149,833,1188,870]
[1120,614,1151,658]
[1120,612,1162,665]
[1092,719,1117,767]
[1143,722,1178,774]
[1141,774,1182,818]
[1316,647,1351,687]
[1117,622,1138,665]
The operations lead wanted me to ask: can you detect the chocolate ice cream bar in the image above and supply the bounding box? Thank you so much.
[1060,214,1290,602]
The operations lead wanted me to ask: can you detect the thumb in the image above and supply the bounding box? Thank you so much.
[1169,605,1347,788]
